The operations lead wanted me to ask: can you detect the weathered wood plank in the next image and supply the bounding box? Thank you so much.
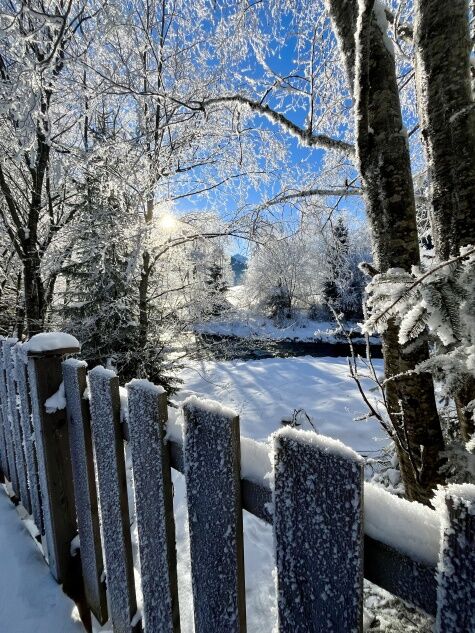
[88,367,139,633]
[27,346,79,583]
[3,339,31,511]
[14,343,43,531]
[183,396,246,633]
[364,535,436,617]
[0,340,9,479]
[273,428,364,633]
[127,380,180,633]
[0,337,18,490]
[63,359,108,626]
[436,484,475,632]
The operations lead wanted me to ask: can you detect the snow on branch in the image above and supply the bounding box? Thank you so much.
[198,95,355,155]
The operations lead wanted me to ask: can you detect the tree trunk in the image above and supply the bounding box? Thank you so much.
[414,0,475,441]
[328,0,446,502]
[23,247,45,337]
[138,199,154,350]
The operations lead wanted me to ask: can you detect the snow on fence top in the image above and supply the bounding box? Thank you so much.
[23,332,80,354]
[272,426,364,465]
[62,358,87,369]
[182,394,238,421]
[364,483,440,567]
[126,378,165,396]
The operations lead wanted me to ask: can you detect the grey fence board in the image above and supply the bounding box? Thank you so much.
[14,344,43,531]
[364,535,437,617]
[273,429,364,633]
[127,380,180,633]
[436,484,475,632]
[0,341,9,478]
[63,359,108,626]
[183,397,246,633]
[27,347,79,583]
[4,339,31,511]
[0,338,18,491]
[88,367,139,633]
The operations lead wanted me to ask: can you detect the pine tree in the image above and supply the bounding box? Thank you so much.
[205,262,229,316]
[323,218,349,305]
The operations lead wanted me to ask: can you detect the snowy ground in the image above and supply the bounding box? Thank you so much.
[174,355,387,453]
[0,488,83,633]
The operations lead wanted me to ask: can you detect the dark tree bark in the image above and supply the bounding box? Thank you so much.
[414,0,475,441]
[328,0,446,503]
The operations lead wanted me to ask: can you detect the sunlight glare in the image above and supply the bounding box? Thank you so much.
[158,210,178,233]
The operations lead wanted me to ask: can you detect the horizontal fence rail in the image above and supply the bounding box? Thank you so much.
[0,334,474,633]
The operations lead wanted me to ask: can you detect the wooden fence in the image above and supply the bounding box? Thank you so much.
[0,334,474,632]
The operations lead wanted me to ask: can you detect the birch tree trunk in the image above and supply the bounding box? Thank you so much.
[327,0,446,503]
[414,0,475,441]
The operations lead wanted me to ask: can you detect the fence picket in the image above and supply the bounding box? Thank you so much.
[63,359,108,625]
[436,484,475,632]
[14,343,43,531]
[3,339,31,511]
[88,367,139,633]
[273,428,364,633]
[0,337,18,491]
[127,380,180,633]
[183,396,246,633]
[0,340,9,479]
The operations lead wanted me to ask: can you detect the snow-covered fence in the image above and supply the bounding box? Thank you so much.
[63,359,108,626]
[88,367,138,633]
[183,396,246,633]
[0,334,475,632]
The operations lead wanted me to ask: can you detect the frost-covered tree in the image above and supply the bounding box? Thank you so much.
[0,0,100,334]
[244,231,324,320]
[413,0,475,440]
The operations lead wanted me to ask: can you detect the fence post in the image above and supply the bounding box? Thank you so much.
[273,428,364,633]
[183,396,246,633]
[63,359,108,626]
[0,337,19,492]
[3,339,31,512]
[13,343,43,533]
[88,366,139,633]
[436,484,475,632]
[26,340,80,582]
[127,379,180,633]
[0,339,9,480]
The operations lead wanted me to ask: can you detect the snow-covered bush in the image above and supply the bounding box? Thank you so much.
[363,246,475,387]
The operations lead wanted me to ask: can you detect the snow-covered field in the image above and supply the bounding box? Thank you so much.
[174,355,387,453]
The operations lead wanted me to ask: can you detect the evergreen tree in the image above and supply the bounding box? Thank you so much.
[205,262,229,316]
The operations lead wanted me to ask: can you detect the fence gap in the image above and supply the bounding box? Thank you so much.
[0,337,18,492]
[63,359,108,626]
[273,428,364,633]
[127,380,180,633]
[4,339,31,512]
[88,367,139,633]
[183,396,246,633]
[14,343,43,531]
[436,484,475,632]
